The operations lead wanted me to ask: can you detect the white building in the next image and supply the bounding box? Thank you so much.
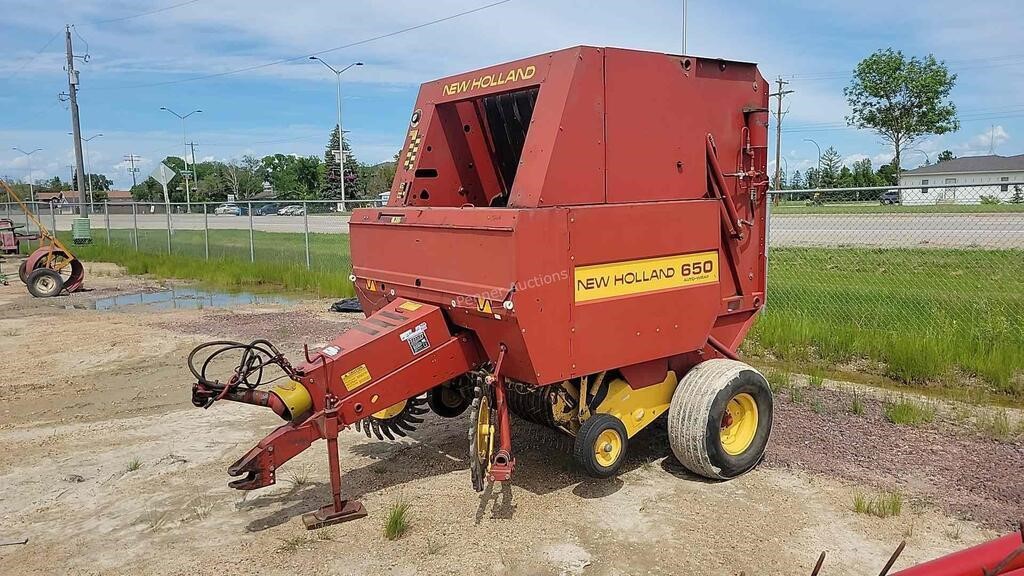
[897,154,1024,205]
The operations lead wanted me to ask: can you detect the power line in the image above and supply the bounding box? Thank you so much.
[6,28,63,81]
[92,0,203,25]
[112,0,514,90]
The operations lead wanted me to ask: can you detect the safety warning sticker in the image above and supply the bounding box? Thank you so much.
[341,363,372,391]
[400,322,430,355]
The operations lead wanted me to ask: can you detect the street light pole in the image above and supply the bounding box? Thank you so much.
[681,0,687,54]
[804,138,822,186]
[310,57,362,211]
[160,107,202,213]
[12,147,42,203]
[913,148,931,165]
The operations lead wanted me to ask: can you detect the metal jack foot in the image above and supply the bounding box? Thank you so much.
[302,408,367,529]
[302,500,367,529]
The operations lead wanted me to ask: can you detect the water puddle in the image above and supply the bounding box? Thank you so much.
[81,287,292,311]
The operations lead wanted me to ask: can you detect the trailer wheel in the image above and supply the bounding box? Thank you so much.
[26,268,65,298]
[19,260,29,284]
[427,380,471,418]
[574,413,629,478]
[668,359,772,479]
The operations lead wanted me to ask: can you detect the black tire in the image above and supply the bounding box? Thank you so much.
[26,268,65,298]
[18,260,29,284]
[668,359,773,479]
[573,413,629,478]
[427,381,471,418]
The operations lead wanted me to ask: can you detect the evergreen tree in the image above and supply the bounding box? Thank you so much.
[789,170,804,189]
[322,125,363,200]
[820,146,843,188]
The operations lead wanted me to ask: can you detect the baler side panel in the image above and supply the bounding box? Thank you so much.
[513,46,605,208]
[567,201,722,378]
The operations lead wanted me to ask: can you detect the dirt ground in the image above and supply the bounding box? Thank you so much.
[1,263,1020,576]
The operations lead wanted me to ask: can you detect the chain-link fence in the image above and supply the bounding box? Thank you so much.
[762,182,1024,394]
[4,183,1023,393]
[1,199,379,271]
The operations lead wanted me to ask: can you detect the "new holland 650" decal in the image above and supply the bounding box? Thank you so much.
[574,251,719,303]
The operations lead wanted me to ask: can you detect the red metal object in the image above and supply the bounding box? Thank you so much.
[0,180,85,294]
[891,530,1024,576]
[193,46,771,526]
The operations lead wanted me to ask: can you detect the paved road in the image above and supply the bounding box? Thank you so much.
[770,213,1024,249]
[11,211,1024,249]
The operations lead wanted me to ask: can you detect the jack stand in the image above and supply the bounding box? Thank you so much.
[302,409,366,529]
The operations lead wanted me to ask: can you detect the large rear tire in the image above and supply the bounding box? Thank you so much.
[668,359,773,479]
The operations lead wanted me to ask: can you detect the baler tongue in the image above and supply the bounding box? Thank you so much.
[188,298,481,527]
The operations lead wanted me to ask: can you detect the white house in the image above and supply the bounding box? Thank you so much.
[897,154,1024,205]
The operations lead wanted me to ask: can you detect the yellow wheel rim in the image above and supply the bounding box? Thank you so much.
[593,428,623,468]
[476,395,494,465]
[720,393,759,456]
[372,399,408,420]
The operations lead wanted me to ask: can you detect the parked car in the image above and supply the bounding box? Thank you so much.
[879,190,901,205]
[214,203,245,216]
[277,204,305,216]
[255,203,280,216]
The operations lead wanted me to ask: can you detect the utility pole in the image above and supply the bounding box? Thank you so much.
[64,25,88,216]
[681,0,688,54]
[188,142,199,205]
[124,154,141,188]
[769,76,794,192]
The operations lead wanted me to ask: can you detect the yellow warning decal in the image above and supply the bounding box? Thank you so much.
[398,301,423,312]
[574,251,719,303]
[365,279,377,291]
[475,297,492,314]
[341,364,372,391]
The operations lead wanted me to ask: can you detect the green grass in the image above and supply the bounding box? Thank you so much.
[749,247,1024,398]
[853,490,903,518]
[883,396,937,426]
[848,390,865,415]
[125,457,142,473]
[60,229,355,297]
[773,201,1024,214]
[974,409,1019,440]
[383,500,410,540]
[57,229,1023,400]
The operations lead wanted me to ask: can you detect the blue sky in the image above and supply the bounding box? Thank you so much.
[2,0,1022,189]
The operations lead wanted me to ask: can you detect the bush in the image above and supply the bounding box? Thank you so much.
[979,194,1002,205]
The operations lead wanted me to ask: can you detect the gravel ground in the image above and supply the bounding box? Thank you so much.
[766,385,1024,529]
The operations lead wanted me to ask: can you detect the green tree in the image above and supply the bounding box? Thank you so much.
[804,167,821,189]
[837,165,855,188]
[359,160,397,197]
[322,125,362,200]
[876,160,898,186]
[789,170,804,190]
[845,49,959,177]
[820,146,843,188]
[851,158,878,188]
[1012,185,1023,204]
[937,150,955,163]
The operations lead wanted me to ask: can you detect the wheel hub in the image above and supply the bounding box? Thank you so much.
[720,392,758,456]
